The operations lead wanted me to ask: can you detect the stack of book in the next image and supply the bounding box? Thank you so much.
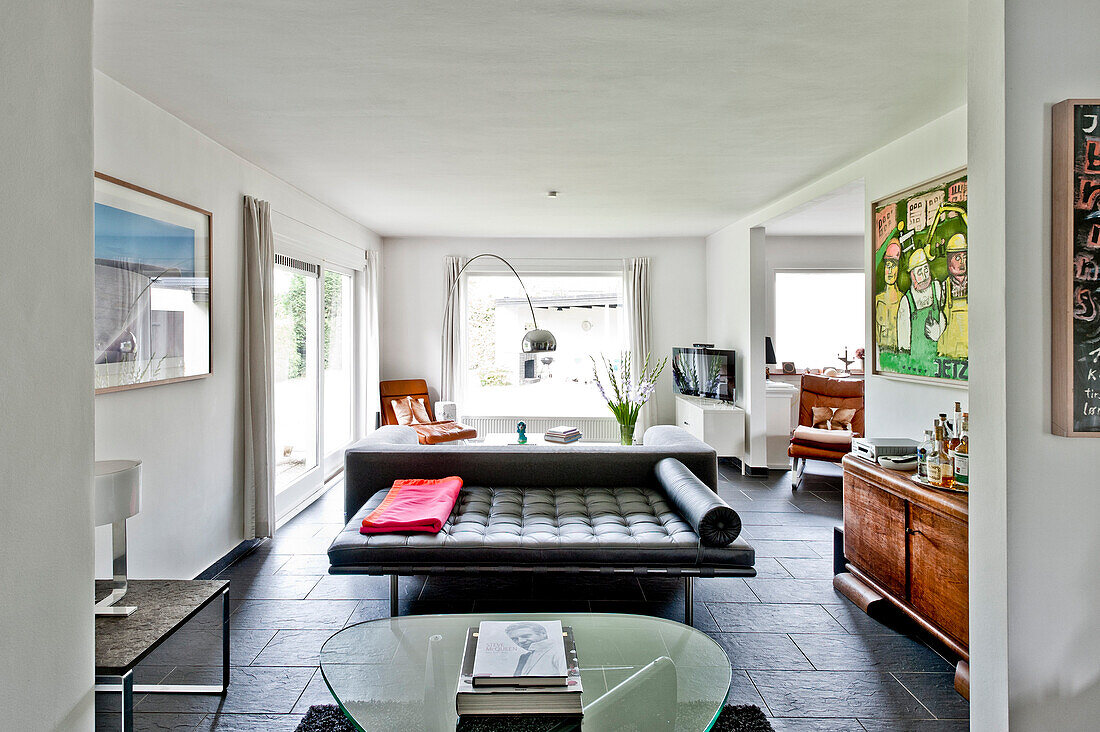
[456,620,583,717]
[544,426,581,444]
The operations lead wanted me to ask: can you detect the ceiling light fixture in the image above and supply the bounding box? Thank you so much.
[546,190,558,198]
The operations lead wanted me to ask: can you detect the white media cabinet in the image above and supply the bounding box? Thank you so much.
[673,394,746,461]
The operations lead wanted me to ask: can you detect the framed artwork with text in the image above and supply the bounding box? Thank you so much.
[1052,100,1100,436]
[94,173,212,393]
[871,169,968,385]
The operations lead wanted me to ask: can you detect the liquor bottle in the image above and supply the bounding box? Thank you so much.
[937,421,955,489]
[951,402,963,436]
[917,429,935,481]
[939,412,952,441]
[952,412,969,489]
[927,421,945,486]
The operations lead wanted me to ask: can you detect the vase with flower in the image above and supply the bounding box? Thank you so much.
[591,352,668,445]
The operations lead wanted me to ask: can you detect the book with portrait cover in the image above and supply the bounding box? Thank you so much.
[457,624,582,715]
[470,620,571,687]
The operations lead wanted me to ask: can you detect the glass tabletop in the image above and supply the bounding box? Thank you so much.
[320,612,732,732]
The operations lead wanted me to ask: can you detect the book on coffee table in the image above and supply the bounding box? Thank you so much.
[457,624,582,716]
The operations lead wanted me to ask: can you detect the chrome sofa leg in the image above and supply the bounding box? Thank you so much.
[684,576,694,626]
[390,575,399,617]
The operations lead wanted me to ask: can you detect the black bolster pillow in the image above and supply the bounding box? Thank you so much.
[654,458,742,547]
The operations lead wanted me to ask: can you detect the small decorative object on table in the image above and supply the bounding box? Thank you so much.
[591,352,667,445]
[837,346,855,372]
[854,347,865,371]
[516,421,527,444]
[781,361,796,374]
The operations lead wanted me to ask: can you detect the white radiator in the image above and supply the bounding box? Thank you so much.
[461,415,620,442]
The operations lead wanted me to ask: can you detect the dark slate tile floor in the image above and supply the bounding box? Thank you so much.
[95,461,969,731]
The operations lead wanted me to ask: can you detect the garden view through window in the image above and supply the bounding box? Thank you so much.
[463,271,624,418]
[274,263,356,498]
[773,270,866,370]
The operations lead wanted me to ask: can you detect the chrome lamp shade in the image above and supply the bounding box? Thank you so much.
[522,327,557,353]
[94,459,142,617]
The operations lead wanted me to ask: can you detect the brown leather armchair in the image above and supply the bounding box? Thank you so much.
[788,374,864,488]
[379,379,478,444]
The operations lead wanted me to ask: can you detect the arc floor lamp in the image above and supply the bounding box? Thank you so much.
[441,254,557,396]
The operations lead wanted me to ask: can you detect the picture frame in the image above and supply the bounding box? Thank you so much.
[93,173,212,394]
[870,168,968,386]
[1051,99,1100,436]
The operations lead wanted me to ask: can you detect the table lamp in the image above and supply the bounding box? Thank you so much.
[94,459,142,617]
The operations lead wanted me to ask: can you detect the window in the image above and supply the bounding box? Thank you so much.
[323,269,355,467]
[773,270,865,369]
[274,263,319,490]
[273,252,361,521]
[462,269,624,418]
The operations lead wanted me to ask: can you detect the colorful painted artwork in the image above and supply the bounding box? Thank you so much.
[871,170,967,382]
[93,173,212,393]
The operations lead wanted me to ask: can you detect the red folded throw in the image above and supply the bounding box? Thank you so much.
[360,477,463,535]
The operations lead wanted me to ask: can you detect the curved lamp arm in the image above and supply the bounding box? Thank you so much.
[441,253,555,403]
[442,253,541,329]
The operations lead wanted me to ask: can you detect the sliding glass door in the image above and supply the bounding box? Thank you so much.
[274,260,321,517]
[323,268,355,477]
[274,257,360,521]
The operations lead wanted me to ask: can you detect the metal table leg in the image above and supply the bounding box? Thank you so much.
[96,671,134,732]
[684,576,694,626]
[221,584,230,692]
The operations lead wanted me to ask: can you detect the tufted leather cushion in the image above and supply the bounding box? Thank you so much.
[328,483,755,570]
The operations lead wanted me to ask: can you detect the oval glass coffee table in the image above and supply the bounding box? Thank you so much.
[320,612,731,731]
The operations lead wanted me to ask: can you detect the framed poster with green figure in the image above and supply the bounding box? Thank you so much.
[871,169,968,384]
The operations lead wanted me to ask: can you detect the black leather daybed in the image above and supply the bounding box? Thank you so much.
[327,425,755,624]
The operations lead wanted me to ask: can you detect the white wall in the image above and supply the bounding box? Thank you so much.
[93,73,381,579]
[708,107,968,468]
[0,2,96,729]
[970,0,1100,728]
[381,237,707,426]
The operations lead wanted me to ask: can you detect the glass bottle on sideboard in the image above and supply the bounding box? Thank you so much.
[917,429,935,481]
[936,421,955,489]
[952,412,969,490]
[927,421,945,487]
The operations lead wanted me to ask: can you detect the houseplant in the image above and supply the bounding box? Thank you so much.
[591,352,668,445]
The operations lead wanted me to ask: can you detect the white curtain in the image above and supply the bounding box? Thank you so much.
[624,257,655,436]
[242,196,276,539]
[440,255,464,402]
[361,250,381,433]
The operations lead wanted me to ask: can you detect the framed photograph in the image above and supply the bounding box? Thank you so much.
[94,173,212,393]
[870,169,968,384]
[1052,100,1100,436]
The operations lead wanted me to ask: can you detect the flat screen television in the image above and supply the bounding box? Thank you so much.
[672,347,737,403]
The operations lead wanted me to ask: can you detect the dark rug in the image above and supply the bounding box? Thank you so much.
[295,703,774,731]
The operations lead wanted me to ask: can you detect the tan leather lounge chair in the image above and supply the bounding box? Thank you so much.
[787,374,864,488]
[379,379,477,444]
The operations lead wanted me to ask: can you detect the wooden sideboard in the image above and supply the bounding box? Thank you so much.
[835,454,970,698]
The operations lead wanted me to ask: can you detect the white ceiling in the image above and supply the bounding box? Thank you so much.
[764,180,866,237]
[93,1,966,238]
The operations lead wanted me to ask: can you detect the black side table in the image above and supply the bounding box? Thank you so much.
[95,579,229,730]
